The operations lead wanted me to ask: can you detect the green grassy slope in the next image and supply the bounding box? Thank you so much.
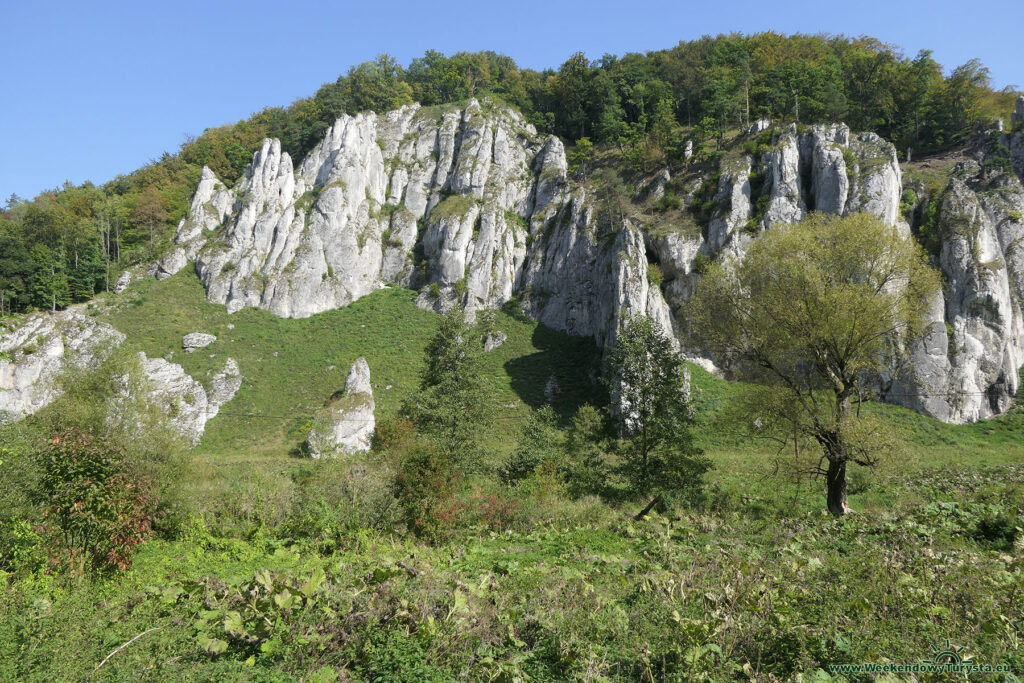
[3,266,1023,681]
[98,269,605,461]
[89,268,1024,526]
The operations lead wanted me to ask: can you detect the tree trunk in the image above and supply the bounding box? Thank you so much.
[826,458,850,517]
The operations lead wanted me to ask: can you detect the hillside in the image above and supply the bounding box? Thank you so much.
[2,242,1024,679]
[2,34,1024,681]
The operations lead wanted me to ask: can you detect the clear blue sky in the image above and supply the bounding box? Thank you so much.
[1,0,1020,203]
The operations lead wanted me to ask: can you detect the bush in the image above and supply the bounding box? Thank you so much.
[973,511,1020,550]
[378,418,460,541]
[33,428,158,572]
[647,263,664,287]
[653,192,681,213]
[499,405,558,486]
[287,457,400,549]
[899,189,917,219]
[561,405,609,499]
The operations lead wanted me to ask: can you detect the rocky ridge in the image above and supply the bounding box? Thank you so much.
[160,100,1024,424]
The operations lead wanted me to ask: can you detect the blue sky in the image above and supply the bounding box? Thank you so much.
[1,0,1020,203]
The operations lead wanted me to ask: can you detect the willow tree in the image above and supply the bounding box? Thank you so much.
[688,213,941,516]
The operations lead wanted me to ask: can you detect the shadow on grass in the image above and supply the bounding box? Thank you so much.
[503,323,606,425]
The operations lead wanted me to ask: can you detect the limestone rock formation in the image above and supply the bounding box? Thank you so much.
[183,332,217,353]
[155,166,236,280]
[307,357,375,457]
[137,354,210,445]
[484,330,507,352]
[165,101,1023,424]
[0,311,125,419]
[206,358,242,420]
[888,169,1024,421]
[114,271,132,293]
[1012,96,1024,130]
[0,309,239,442]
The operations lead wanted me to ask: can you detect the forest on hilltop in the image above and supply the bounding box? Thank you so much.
[0,32,1017,316]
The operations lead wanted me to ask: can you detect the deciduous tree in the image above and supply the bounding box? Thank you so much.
[688,213,941,516]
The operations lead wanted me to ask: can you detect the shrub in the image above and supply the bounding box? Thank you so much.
[499,405,559,486]
[561,405,609,499]
[1008,209,1022,223]
[379,418,460,541]
[647,263,664,288]
[653,192,681,213]
[973,511,1020,550]
[394,444,460,541]
[287,457,400,549]
[693,252,711,275]
[33,428,158,572]
[846,466,875,495]
[899,189,917,219]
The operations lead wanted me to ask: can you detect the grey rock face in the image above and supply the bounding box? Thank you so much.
[138,354,210,445]
[207,358,242,420]
[307,357,375,457]
[114,271,132,293]
[889,173,1024,422]
[483,330,507,352]
[706,158,753,256]
[181,99,672,357]
[0,310,238,442]
[156,166,236,280]
[748,118,771,135]
[809,124,850,214]
[845,132,903,229]
[170,103,1022,424]
[637,169,671,201]
[761,125,807,229]
[1012,96,1024,130]
[0,311,125,419]
[188,101,543,320]
[183,332,217,353]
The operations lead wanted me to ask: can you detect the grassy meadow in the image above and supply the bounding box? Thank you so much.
[0,268,1021,681]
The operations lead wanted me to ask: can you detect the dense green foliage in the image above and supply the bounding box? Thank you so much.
[690,213,942,516]
[34,428,158,572]
[402,308,492,469]
[0,268,1023,678]
[607,315,709,503]
[1,33,1017,315]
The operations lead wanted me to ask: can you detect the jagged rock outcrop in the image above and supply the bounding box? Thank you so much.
[170,98,670,345]
[167,102,1023,424]
[155,167,236,280]
[114,271,132,293]
[186,101,545,319]
[761,125,807,228]
[483,330,507,352]
[307,357,375,457]
[183,332,216,353]
[136,354,210,445]
[1012,96,1024,130]
[0,309,240,441]
[889,168,1024,421]
[0,311,125,419]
